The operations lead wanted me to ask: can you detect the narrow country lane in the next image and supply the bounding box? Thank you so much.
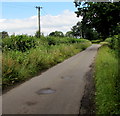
[2,44,101,114]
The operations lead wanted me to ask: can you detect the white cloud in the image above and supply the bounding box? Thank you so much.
[0,10,82,36]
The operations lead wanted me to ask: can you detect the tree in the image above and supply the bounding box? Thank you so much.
[0,31,9,39]
[65,31,74,38]
[84,28,99,40]
[49,31,64,37]
[74,2,120,40]
[71,21,99,40]
[71,22,82,38]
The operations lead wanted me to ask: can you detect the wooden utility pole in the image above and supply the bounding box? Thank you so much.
[36,6,42,38]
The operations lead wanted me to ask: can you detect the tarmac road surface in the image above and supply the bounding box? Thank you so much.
[2,44,101,114]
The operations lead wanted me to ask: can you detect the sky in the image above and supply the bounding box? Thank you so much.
[0,1,82,36]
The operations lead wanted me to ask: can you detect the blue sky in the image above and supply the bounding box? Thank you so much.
[1,2,82,35]
[2,2,77,19]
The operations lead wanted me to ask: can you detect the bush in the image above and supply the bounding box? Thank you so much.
[2,35,36,52]
[105,35,119,51]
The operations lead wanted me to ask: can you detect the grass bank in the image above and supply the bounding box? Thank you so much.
[95,45,119,114]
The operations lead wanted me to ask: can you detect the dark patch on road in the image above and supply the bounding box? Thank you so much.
[36,88,56,95]
[89,64,92,68]
[25,101,37,106]
[79,64,96,115]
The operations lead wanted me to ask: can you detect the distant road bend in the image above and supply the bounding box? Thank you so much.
[2,44,101,114]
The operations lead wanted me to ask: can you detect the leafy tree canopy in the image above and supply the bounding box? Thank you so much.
[74,1,120,40]
[71,22,82,38]
[65,31,74,38]
[49,31,64,37]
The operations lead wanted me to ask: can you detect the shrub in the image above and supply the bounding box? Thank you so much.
[105,35,119,51]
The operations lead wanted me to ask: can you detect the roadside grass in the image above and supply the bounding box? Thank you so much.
[99,42,109,46]
[91,39,102,44]
[95,46,119,114]
[2,41,91,89]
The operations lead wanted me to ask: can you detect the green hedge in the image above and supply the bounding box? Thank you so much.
[105,35,119,51]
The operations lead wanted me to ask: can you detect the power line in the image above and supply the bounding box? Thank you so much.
[42,9,49,16]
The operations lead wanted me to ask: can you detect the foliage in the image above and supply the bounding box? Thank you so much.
[91,39,102,44]
[2,35,90,52]
[45,36,90,45]
[74,2,120,40]
[2,35,53,52]
[84,28,99,40]
[99,42,109,46]
[71,22,82,38]
[65,31,74,38]
[95,46,119,114]
[105,35,119,51]
[49,31,64,37]
[35,30,44,38]
[2,35,91,89]
[35,30,40,38]
[2,35,37,52]
[0,31,9,39]
[71,21,99,40]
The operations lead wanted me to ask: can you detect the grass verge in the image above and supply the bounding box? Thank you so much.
[2,42,91,90]
[95,45,119,114]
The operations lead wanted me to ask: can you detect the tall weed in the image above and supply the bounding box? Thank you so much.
[95,46,119,114]
[2,35,91,88]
